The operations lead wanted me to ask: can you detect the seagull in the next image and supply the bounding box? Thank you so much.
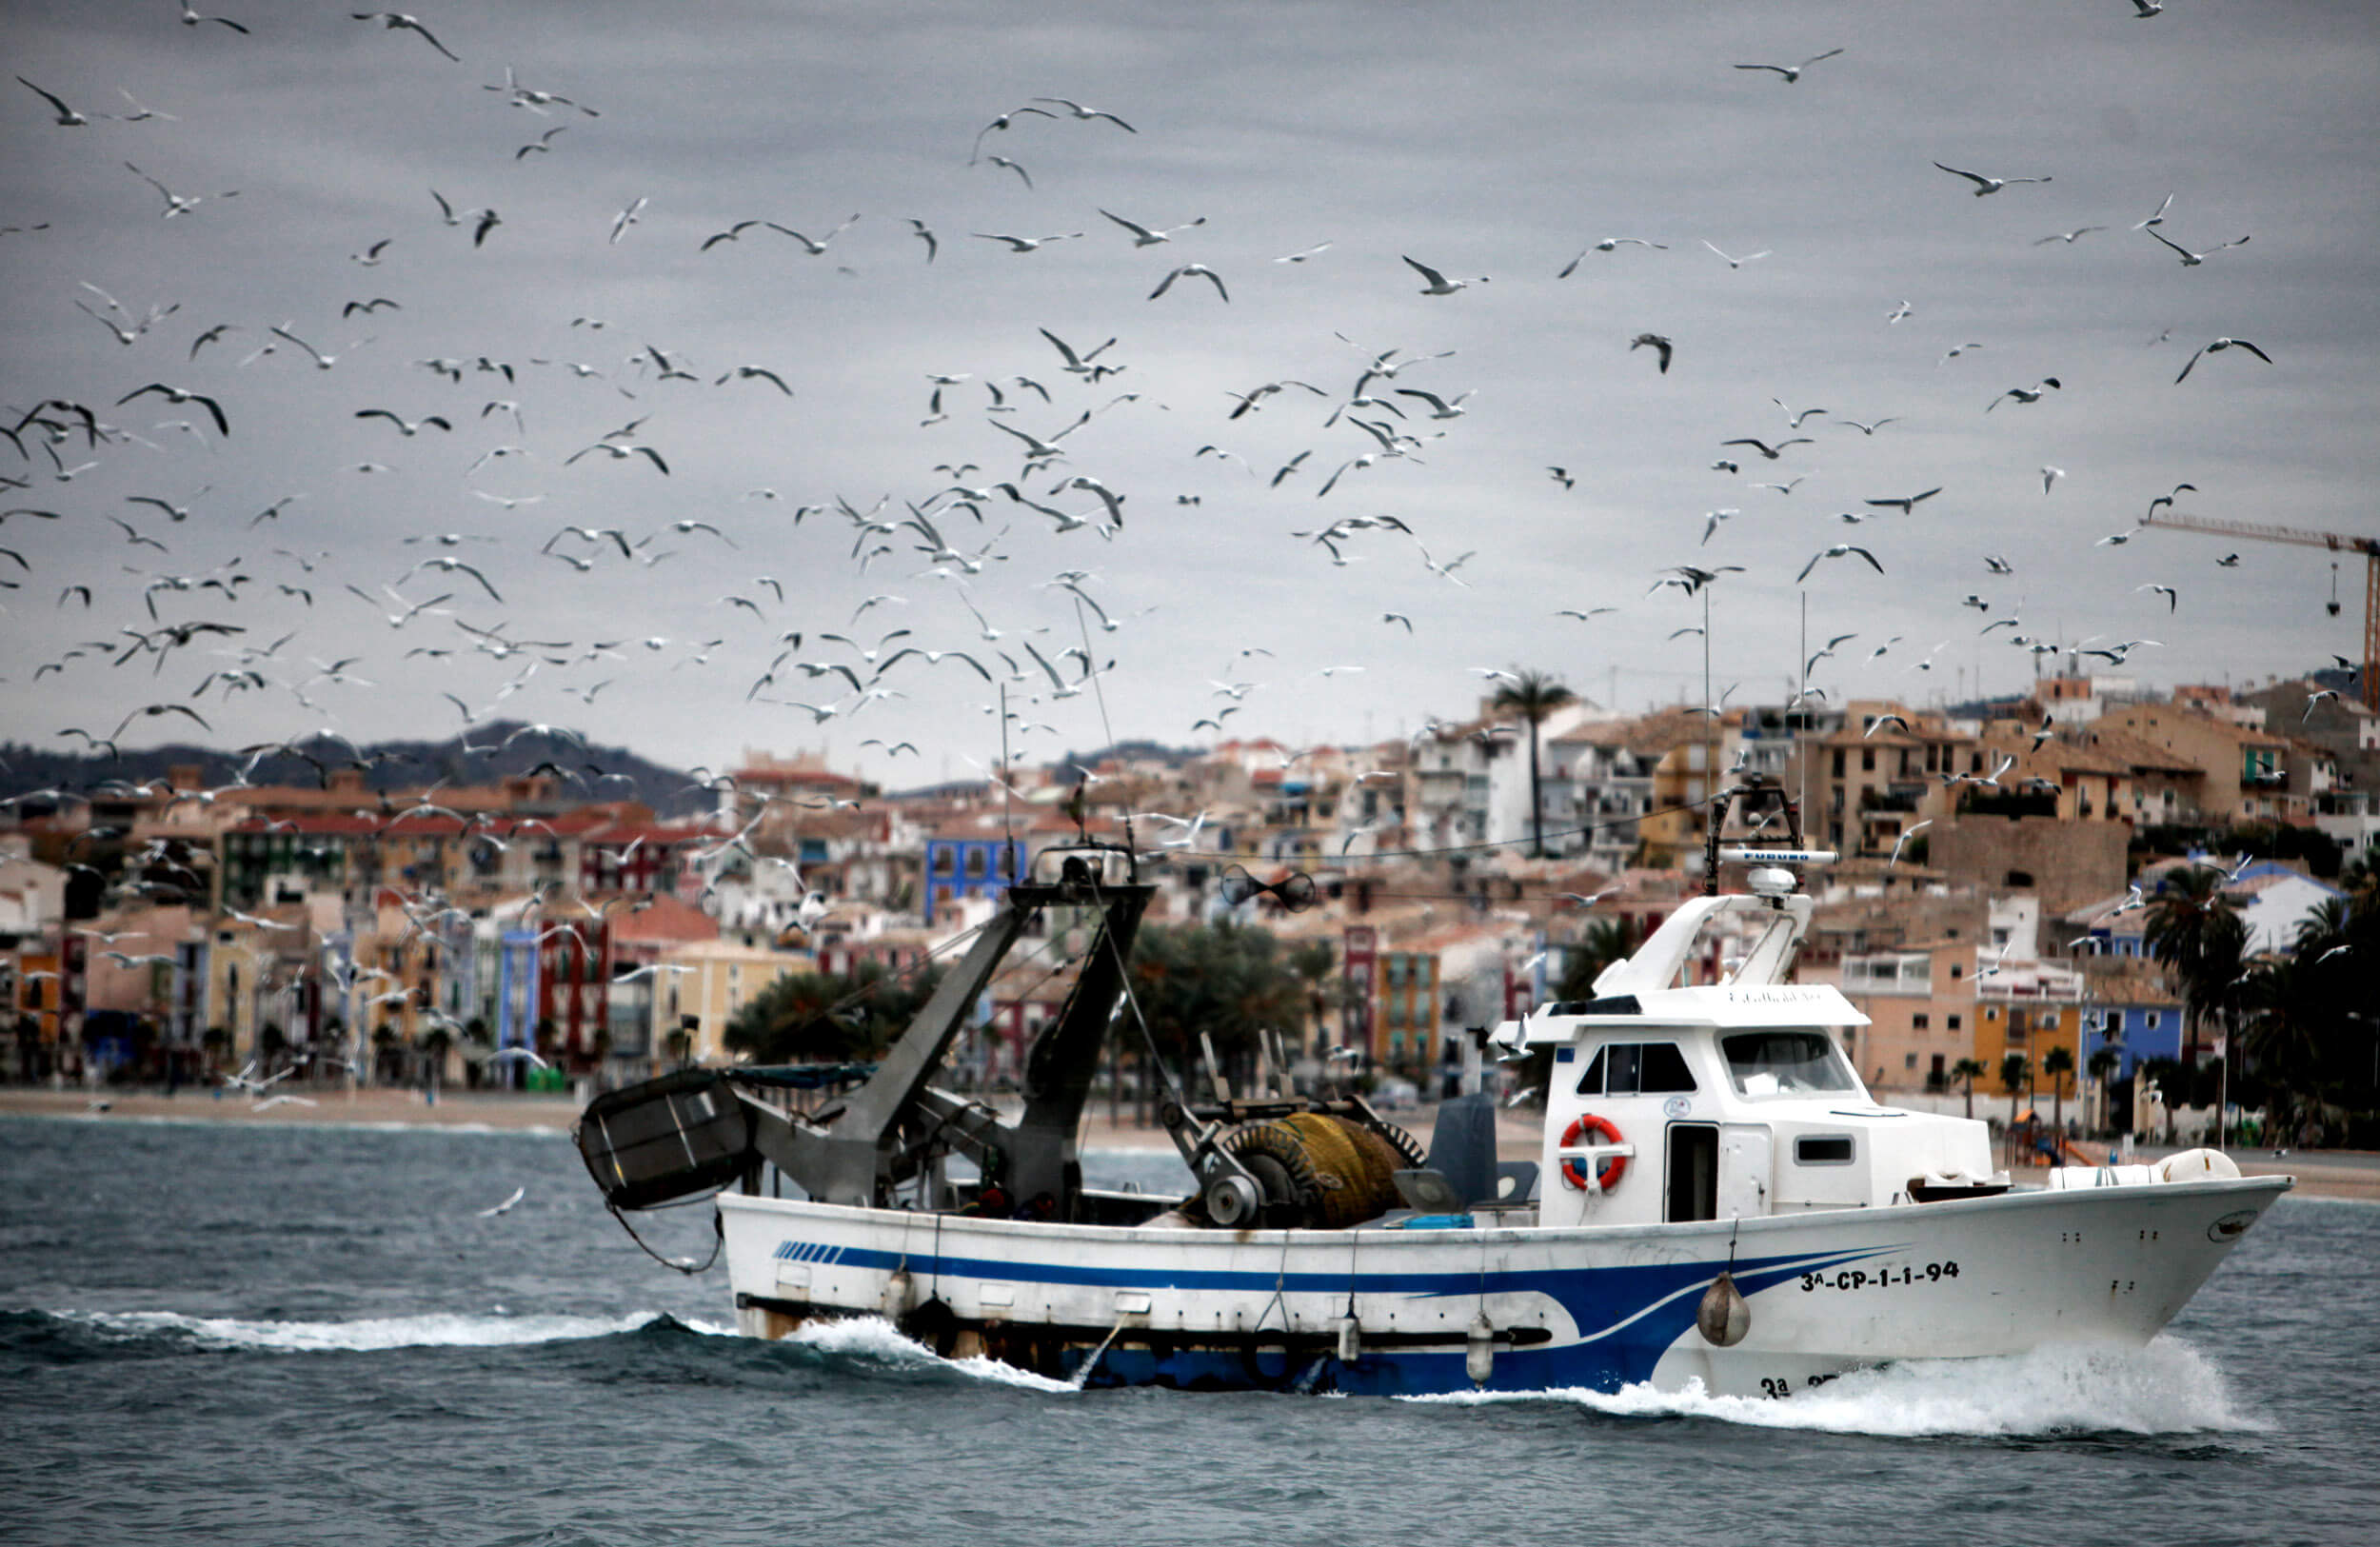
[2136,583,2178,611]
[1101,208,1204,246]
[1721,436,1810,461]
[429,188,501,245]
[1985,554,2015,574]
[1402,254,1485,295]
[769,213,859,255]
[116,384,229,438]
[2033,226,2109,246]
[1394,387,1471,419]
[1886,300,1913,324]
[1700,240,1770,269]
[125,162,239,218]
[2094,527,2141,546]
[2305,689,2340,721]
[2146,482,2198,517]
[2174,337,2272,383]
[476,1186,526,1218]
[2133,193,2174,230]
[16,76,90,126]
[974,230,1082,252]
[1547,466,1575,489]
[2146,228,2250,267]
[2215,553,2241,567]
[715,364,795,394]
[1557,237,1666,276]
[268,325,364,370]
[1934,161,2051,196]
[1274,241,1333,264]
[1734,48,1844,82]
[405,556,502,600]
[1939,342,1985,364]
[981,155,1032,188]
[1986,378,2060,410]
[969,105,1056,161]
[1700,508,1740,545]
[1889,819,1934,867]
[565,440,669,474]
[516,125,566,159]
[354,408,452,436]
[348,11,462,63]
[1796,544,1884,584]
[1630,333,1674,373]
[2041,466,2064,494]
[1031,96,1136,130]
[607,195,647,245]
[1148,264,1228,302]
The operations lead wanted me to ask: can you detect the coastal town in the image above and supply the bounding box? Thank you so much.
[7,663,2374,1152]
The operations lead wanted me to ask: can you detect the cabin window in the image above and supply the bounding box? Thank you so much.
[1720,1030,1859,1098]
[1795,1135,1855,1165]
[1575,1041,1696,1096]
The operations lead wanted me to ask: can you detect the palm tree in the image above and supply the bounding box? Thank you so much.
[1286,938,1341,1060]
[1998,1051,2032,1165]
[2041,1044,2075,1160]
[1490,668,1577,858]
[1951,1056,1988,1120]
[2143,863,2244,1063]
[2087,1045,2121,1134]
[1554,917,1641,1002]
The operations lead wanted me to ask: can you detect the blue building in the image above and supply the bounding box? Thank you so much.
[2081,1001,2184,1080]
[921,836,1025,923]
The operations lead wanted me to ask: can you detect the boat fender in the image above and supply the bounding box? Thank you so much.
[1696,1272,1751,1347]
[2155,1147,2242,1184]
[1465,1314,1496,1385]
[1557,1113,1628,1192]
[882,1267,913,1319]
[1338,1314,1361,1363]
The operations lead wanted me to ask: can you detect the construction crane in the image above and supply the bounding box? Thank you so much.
[2143,510,2380,701]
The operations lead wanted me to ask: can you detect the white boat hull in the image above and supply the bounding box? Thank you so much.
[718,1174,2290,1398]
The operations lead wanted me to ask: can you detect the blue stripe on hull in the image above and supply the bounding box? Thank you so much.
[768,1235,1903,1392]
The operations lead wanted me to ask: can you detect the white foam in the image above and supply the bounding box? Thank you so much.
[1409,1339,2262,1437]
[783,1315,1079,1393]
[60,1308,664,1353]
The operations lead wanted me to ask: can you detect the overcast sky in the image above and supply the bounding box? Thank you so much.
[4,1,2375,790]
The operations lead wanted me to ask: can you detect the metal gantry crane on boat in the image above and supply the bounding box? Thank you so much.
[2142,510,2380,698]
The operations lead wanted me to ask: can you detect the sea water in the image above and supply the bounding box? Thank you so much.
[2,1115,2371,1545]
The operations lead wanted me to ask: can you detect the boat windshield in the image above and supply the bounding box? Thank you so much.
[1720,1030,1859,1099]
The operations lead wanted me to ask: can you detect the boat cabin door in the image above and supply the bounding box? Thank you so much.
[1716,1125,1773,1220]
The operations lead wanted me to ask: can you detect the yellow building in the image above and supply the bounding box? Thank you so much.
[1971,1000,2082,1106]
[653,940,812,1062]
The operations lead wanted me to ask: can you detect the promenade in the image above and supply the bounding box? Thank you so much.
[6,1087,2370,1200]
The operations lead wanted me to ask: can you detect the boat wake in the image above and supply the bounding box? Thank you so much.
[777,1315,1081,1394]
[16,1306,1080,1393]
[32,1306,734,1353]
[1411,1338,2264,1437]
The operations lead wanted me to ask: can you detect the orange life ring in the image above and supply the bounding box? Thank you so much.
[1558,1113,1627,1192]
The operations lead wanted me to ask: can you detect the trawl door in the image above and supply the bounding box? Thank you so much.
[1716,1125,1773,1220]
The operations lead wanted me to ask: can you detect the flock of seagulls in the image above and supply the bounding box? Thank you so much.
[0,6,2352,846]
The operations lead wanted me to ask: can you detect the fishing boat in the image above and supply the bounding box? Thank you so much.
[576,778,2290,1398]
